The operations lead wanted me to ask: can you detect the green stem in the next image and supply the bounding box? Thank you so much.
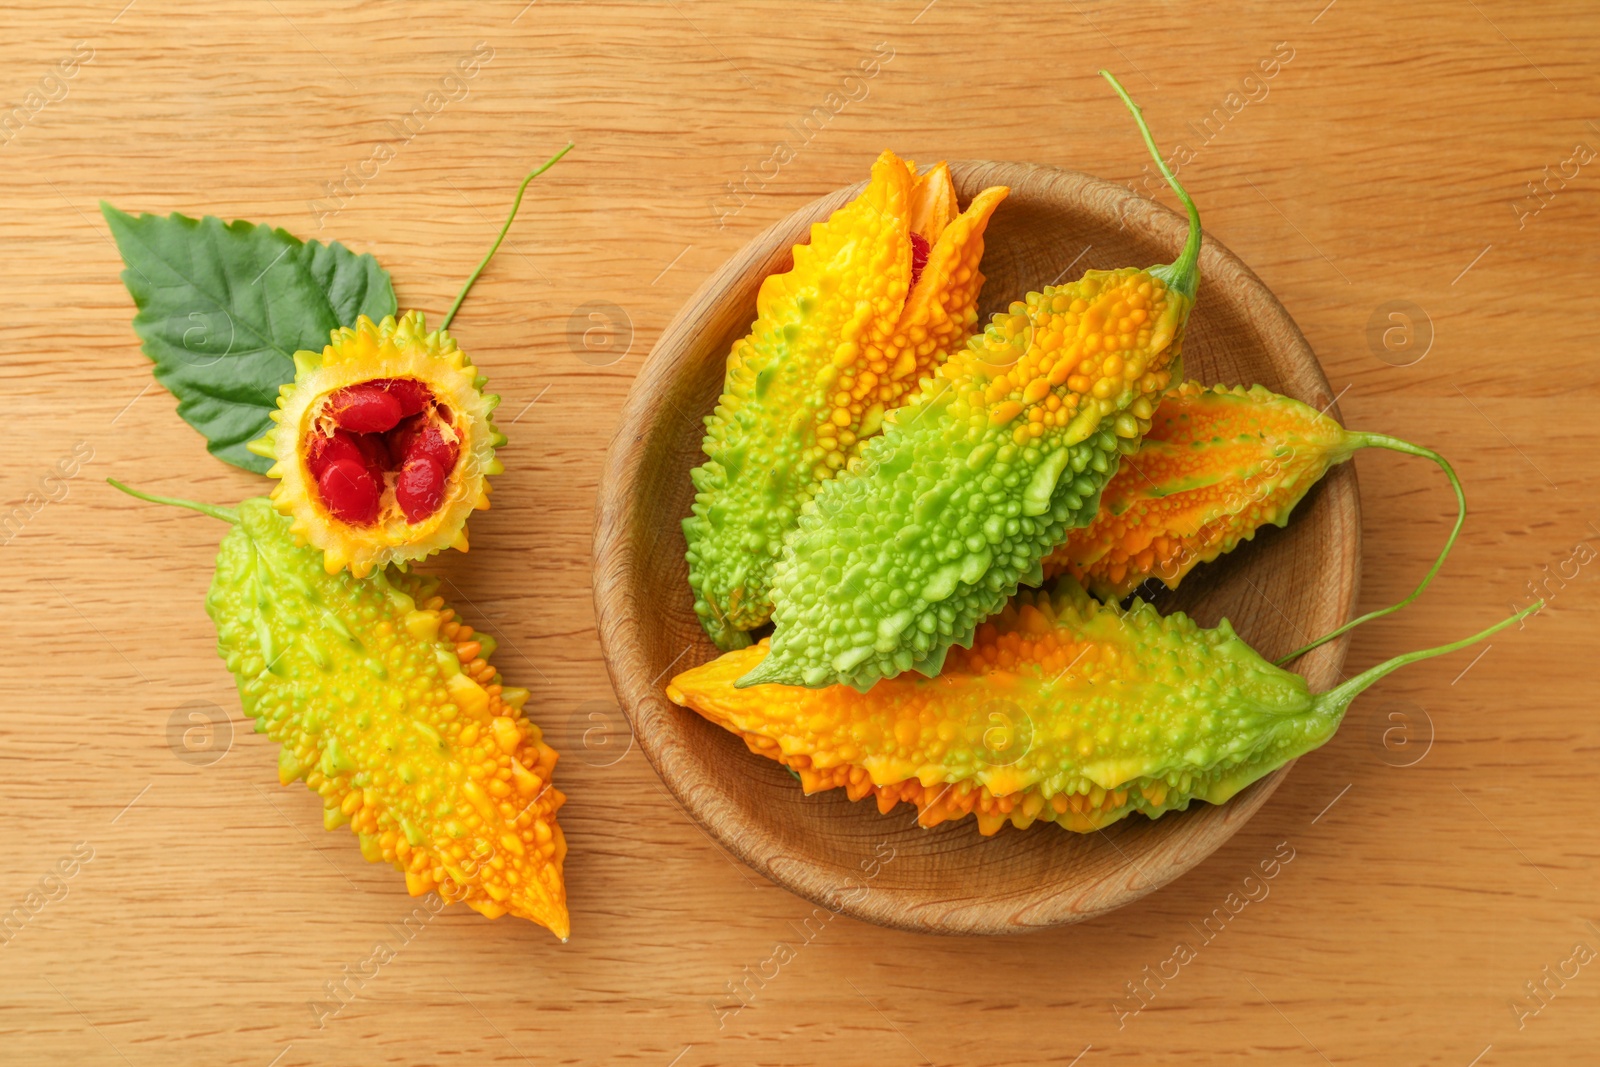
[1312,601,1541,719]
[1275,434,1465,665]
[439,142,575,331]
[107,477,238,524]
[1100,70,1201,301]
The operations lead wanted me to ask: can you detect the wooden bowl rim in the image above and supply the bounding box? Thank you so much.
[593,160,1356,935]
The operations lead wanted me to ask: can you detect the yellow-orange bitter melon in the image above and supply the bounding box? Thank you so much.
[244,145,573,580]
[110,482,569,939]
[670,577,1533,835]
[1041,380,1466,662]
[684,152,1009,650]
[742,72,1198,690]
[249,311,505,579]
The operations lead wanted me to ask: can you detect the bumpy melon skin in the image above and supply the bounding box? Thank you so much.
[1042,381,1357,598]
[249,311,504,578]
[671,577,1335,835]
[684,152,1008,651]
[743,268,1191,691]
[208,498,568,938]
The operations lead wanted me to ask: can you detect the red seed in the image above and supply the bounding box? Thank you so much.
[350,429,392,476]
[390,415,460,472]
[909,232,930,289]
[387,414,423,457]
[305,431,364,478]
[386,416,420,467]
[327,383,403,433]
[317,457,381,525]
[395,455,446,522]
[373,378,432,417]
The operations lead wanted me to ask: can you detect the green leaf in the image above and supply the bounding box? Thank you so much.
[102,204,397,474]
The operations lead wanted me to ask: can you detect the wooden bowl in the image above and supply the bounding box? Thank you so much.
[594,161,1358,935]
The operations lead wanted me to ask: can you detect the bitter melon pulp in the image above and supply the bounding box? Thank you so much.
[741,73,1201,691]
[249,311,504,578]
[671,577,1531,835]
[684,151,1009,650]
[113,484,569,938]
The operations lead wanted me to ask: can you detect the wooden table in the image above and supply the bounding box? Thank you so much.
[3,2,1595,1063]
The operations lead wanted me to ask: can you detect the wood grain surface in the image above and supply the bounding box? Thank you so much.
[2,2,1596,1064]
